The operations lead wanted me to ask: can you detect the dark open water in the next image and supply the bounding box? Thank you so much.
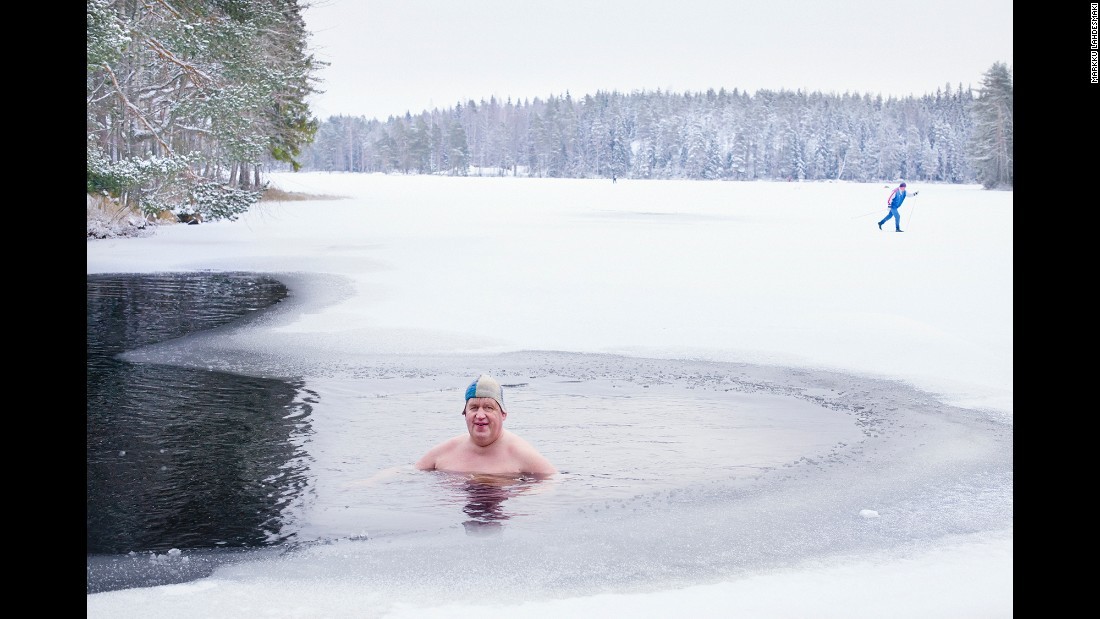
[86,272,1012,600]
[87,273,313,560]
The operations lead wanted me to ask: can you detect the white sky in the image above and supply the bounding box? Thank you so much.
[87,175,1012,617]
[302,0,1014,120]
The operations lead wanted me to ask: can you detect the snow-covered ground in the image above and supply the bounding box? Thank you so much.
[87,173,1012,618]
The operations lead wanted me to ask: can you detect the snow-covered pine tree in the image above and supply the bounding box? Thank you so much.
[968,62,1013,189]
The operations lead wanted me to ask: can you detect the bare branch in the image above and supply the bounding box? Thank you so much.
[101,62,174,155]
[144,37,215,88]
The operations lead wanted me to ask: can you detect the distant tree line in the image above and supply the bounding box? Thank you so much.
[87,0,320,221]
[296,63,1012,188]
[86,0,1010,229]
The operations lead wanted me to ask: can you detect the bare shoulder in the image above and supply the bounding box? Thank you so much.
[415,434,466,470]
[503,431,557,476]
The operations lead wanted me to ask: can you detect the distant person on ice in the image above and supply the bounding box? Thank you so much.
[878,181,916,232]
[416,374,557,478]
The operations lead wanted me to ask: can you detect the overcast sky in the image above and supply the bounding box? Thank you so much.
[301,0,1014,121]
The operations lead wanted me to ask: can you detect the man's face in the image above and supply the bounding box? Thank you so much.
[464,397,506,446]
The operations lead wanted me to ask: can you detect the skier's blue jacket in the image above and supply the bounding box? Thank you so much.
[887,187,907,210]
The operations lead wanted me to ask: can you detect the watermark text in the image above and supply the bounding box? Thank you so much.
[1093,4,1099,83]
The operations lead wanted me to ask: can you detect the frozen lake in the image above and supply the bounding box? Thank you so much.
[87,174,1012,616]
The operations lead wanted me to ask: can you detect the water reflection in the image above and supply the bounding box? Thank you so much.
[437,473,540,536]
[87,273,314,555]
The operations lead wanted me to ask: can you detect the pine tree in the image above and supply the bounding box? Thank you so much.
[87,0,321,221]
[448,120,470,176]
[968,62,1013,189]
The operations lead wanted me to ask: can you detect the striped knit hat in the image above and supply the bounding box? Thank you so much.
[464,374,504,410]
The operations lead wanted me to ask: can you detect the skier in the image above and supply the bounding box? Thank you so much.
[878,182,913,232]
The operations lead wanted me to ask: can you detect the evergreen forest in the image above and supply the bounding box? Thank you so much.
[299,86,973,184]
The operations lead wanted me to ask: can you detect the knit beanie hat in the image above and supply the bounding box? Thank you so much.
[464,374,504,410]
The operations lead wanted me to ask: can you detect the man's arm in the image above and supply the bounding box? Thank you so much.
[525,452,557,477]
[510,435,557,477]
[345,464,416,488]
[415,448,438,471]
[415,435,461,470]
